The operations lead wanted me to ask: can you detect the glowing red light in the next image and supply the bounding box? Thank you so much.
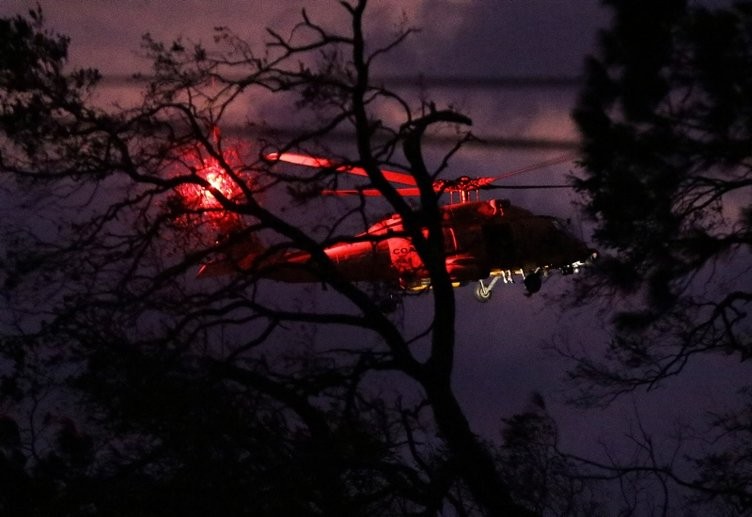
[175,150,242,212]
[194,158,235,208]
[169,144,249,238]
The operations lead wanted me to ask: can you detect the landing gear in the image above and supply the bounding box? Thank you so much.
[474,276,501,302]
[474,269,543,302]
[474,282,492,302]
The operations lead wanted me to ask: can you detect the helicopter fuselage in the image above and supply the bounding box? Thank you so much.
[199,198,594,298]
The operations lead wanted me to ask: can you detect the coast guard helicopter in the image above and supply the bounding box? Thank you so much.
[196,151,595,302]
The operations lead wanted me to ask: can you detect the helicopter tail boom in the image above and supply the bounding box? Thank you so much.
[196,231,266,278]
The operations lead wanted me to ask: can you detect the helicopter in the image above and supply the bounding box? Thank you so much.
[197,152,596,302]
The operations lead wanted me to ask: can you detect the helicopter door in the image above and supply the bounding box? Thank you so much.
[482,222,516,264]
[443,227,458,254]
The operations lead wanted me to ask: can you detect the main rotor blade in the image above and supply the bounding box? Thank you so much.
[491,153,576,181]
[322,188,422,197]
[482,183,573,189]
[266,152,417,186]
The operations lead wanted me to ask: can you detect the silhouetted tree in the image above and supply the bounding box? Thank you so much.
[497,395,606,516]
[573,0,752,512]
[0,3,567,515]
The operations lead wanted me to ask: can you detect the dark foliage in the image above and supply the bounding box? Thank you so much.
[572,0,752,512]
[573,0,751,393]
